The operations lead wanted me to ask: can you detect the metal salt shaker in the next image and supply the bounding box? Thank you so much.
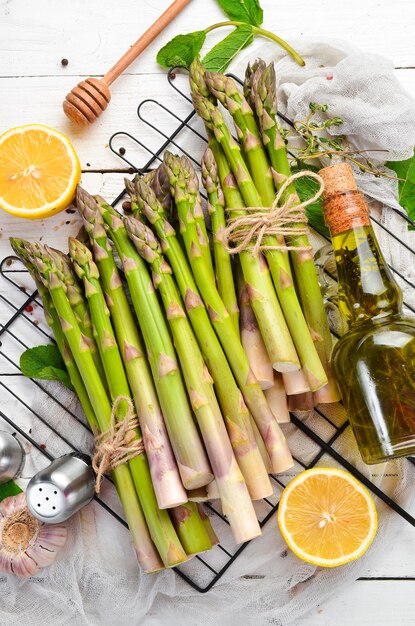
[0,431,25,484]
[26,452,95,523]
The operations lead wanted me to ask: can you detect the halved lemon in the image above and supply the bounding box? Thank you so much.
[277,467,378,568]
[0,124,81,219]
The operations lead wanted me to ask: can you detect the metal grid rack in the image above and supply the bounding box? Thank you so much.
[1,67,415,593]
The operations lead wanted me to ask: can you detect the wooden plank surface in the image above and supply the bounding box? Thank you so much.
[1,0,415,624]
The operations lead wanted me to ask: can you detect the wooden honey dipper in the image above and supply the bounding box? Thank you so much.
[63,0,192,126]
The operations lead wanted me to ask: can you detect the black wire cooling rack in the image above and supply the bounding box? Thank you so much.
[2,67,415,593]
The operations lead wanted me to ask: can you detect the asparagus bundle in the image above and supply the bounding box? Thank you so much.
[245,61,340,403]
[189,60,299,374]
[96,197,214,490]
[76,187,187,510]
[125,216,261,543]
[130,175,272,500]
[192,85,327,393]
[68,237,189,565]
[18,240,165,573]
[164,151,293,474]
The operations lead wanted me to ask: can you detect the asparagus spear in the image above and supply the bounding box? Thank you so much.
[68,237,188,566]
[192,93,328,392]
[96,197,213,490]
[235,261,274,391]
[201,147,239,335]
[164,153,216,288]
[24,241,164,573]
[76,188,187,510]
[10,238,99,433]
[248,62,340,403]
[48,247,107,387]
[164,152,293,474]
[125,217,261,543]
[131,177,272,500]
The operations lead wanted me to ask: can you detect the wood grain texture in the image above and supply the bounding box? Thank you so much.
[1,1,415,623]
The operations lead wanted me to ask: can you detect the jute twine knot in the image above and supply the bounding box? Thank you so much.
[92,396,144,493]
[222,170,325,256]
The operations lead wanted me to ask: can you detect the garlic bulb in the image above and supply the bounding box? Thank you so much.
[0,492,67,577]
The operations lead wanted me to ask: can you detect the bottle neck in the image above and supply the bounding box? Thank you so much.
[331,224,402,325]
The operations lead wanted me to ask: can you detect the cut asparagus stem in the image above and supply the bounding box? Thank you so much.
[25,241,164,573]
[235,261,274,390]
[193,91,327,391]
[10,238,99,433]
[164,152,293,474]
[97,197,213,490]
[282,370,311,396]
[248,61,340,402]
[131,177,272,499]
[68,237,188,567]
[207,479,220,500]
[250,416,272,473]
[187,487,208,502]
[264,373,290,424]
[288,392,314,413]
[201,147,239,335]
[169,502,212,554]
[197,504,219,546]
[76,188,187,510]
[192,94,298,372]
[48,248,107,387]
[126,217,261,543]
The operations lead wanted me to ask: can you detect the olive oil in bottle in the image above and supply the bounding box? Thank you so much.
[320,162,415,464]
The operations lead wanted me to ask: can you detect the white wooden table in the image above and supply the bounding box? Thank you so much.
[1,1,415,623]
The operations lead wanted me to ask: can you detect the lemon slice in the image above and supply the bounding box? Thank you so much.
[277,467,378,568]
[0,124,81,219]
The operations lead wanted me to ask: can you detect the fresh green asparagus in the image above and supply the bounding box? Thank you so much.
[10,238,99,433]
[131,177,272,500]
[125,216,261,543]
[163,151,293,474]
[76,187,187,510]
[192,92,327,392]
[68,236,188,567]
[96,197,214,490]
[24,241,164,573]
[248,61,340,402]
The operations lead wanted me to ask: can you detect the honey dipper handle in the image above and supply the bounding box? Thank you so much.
[103,0,192,86]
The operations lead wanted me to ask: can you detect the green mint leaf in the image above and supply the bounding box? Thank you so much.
[0,481,22,503]
[157,31,206,69]
[202,25,253,73]
[20,344,74,391]
[386,149,415,227]
[292,164,330,237]
[215,0,263,26]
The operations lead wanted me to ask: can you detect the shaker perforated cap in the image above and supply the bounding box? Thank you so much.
[319,162,370,236]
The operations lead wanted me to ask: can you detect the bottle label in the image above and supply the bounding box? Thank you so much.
[324,191,370,236]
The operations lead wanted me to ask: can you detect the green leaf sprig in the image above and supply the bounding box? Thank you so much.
[20,344,74,391]
[157,0,304,72]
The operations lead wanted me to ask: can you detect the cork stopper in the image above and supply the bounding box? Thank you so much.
[319,162,370,236]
